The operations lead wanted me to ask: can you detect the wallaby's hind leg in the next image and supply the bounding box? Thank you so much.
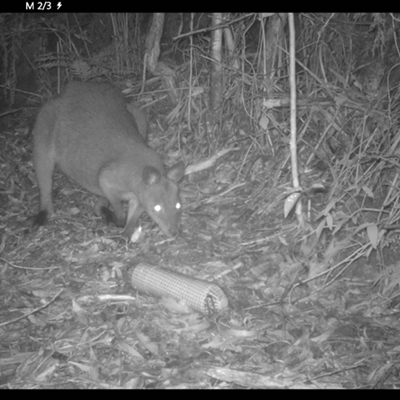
[32,142,56,227]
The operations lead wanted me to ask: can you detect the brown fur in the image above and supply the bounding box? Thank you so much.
[32,82,184,237]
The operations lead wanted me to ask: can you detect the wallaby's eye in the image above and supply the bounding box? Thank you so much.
[176,202,181,210]
[154,204,161,212]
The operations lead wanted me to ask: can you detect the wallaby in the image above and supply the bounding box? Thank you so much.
[32,81,185,238]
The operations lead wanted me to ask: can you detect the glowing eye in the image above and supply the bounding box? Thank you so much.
[176,202,181,210]
[154,204,161,212]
